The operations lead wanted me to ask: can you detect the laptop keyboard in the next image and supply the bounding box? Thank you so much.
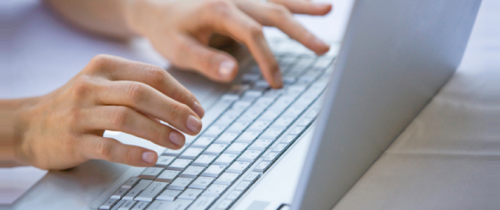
[98,52,335,210]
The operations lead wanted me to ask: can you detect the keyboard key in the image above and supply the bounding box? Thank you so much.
[258,110,280,121]
[235,131,260,143]
[163,147,186,157]
[273,144,288,153]
[204,125,226,137]
[118,200,137,210]
[248,139,273,151]
[282,107,305,118]
[226,121,250,133]
[156,189,181,201]
[235,181,252,191]
[214,111,240,126]
[226,190,242,200]
[254,161,272,172]
[242,90,263,98]
[178,189,203,200]
[290,126,306,135]
[131,201,149,210]
[239,109,263,122]
[123,179,153,200]
[204,144,228,155]
[99,198,119,210]
[155,156,176,167]
[297,117,314,126]
[244,172,261,182]
[246,121,271,132]
[189,177,215,189]
[230,101,252,111]
[241,73,260,83]
[226,161,250,173]
[215,132,239,144]
[188,196,217,210]
[191,136,215,148]
[263,152,280,162]
[179,147,203,159]
[213,153,238,165]
[214,172,239,185]
[145,199,192,210]
[192,155,216,167]
[180,166,205,178]
[168,159,192,170]
[254,80,270,88]
[271,116,295,128]
[155,170,179,183]
[167,177,193,190]
[238,150,262,162]
[260,128,285,140]
[111,200,126,210]
[111,187,129,199]
[225,143,248,154]
[135,181,168,202]
[281,135,297,144]
[122,177,140,189]
[202,165,226,177]
[139,167,163,179]
[203,184,229,196]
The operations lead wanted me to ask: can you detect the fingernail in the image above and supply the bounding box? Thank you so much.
[219,60,235,78]
[274,71,283,88]
[314,2,331,9]
[314,37,329,47]
[193,102,205,118]
[169,132,184,146]
[142,151,157,164]
[186,115,202,133]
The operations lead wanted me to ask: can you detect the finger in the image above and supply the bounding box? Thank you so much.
[237,1,330,55]
[267,0,332,15]
[82,136,158,167]
[81,106,185,149]
[96,81,202,135]
[170,35,239,82]
[202,1,283,88]
[88,54,204,118]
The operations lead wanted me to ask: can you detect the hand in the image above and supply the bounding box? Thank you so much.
[12,55,204,170]
[125,0,332,88]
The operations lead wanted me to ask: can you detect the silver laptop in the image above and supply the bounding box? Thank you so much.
[91,0,480,209]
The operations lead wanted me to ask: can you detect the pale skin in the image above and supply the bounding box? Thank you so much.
[0,0,332,170]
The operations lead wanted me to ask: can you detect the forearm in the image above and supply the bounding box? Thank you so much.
[0,98,37,167]
[44,0,140,39]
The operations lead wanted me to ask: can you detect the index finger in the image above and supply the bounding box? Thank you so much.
[88,55,205,118]
[203,2,283,88]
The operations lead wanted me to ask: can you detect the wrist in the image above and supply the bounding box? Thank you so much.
[0,97,39,167]
[124,0,167,37]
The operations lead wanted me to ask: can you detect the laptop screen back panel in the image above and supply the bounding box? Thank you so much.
[292,0,481,209]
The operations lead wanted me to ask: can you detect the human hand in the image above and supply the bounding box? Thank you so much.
[12,55,204,170]
[125,0,332,88]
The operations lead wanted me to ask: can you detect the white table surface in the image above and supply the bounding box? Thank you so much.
[1,0,499,209]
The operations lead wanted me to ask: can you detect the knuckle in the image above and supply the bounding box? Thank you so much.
[143,65,167,86]
[110,107,130,130]
[151,124,167,143]
[72,76,93,98]
[270,5,291,20]
[89,54,114,70]
[125,83,147,105]
[169,103,189,121]
[247,24,264,39]
[205,0,231,11]
[96,140,114,160]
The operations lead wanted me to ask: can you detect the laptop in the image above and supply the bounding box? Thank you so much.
[91,0,481,209]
